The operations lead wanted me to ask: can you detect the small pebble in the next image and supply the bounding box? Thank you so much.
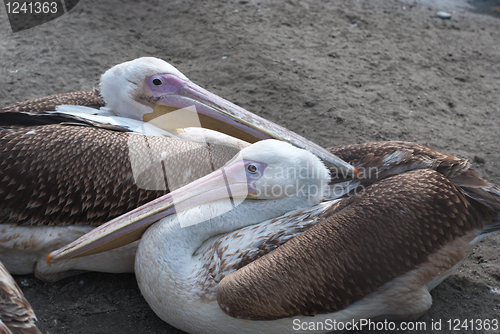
[221,56,227,60]
[437,11,451,19]
[20,279,33,287]
[474,156,485,164]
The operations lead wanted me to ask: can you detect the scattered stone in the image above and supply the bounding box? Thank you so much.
[437,11,452,19]
[334,116,344,124]
[474,156,485,164]
[19,278,34,287]
[304,101,316,108]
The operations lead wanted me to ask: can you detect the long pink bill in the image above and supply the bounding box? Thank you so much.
[147,74,358,178]
[47,158,257,265]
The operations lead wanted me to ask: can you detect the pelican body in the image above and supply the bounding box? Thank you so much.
[0,261,40,334]
[0,57,355,281]
[50,140,500,334]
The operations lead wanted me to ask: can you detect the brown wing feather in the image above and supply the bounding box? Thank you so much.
[216,169,490,320]
[328,141,470,181]
[0,262,40,334]
[329,141,500,212]
[1,90,104,114]
[0,125,239,226]
[0,90,130,132]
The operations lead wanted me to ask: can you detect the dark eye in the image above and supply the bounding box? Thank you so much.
[152,78,162,86]
[247,164,258,173]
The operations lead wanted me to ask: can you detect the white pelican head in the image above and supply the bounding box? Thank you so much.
[98,57,357,178]
[100,57,188,121]
[228,140,330,205]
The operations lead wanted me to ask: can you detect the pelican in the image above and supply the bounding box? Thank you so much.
[2,57,351,166]
[0,261,40,334]
[49,139,500,334]
[0,57,356,282]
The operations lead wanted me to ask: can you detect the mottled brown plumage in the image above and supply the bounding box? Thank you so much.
[328,141,500,212]
[0,262,40,334]
[0,124,239,226]
[216,169,493,320]
[0,88,239,227]
[329,141,470,180]
[1,90,103,115]
[192,204,329,299]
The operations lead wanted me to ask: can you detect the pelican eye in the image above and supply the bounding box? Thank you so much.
[246,164,258,174]
[152,78,162,86]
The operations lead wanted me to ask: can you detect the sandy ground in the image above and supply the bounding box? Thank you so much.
[0,0,499,333]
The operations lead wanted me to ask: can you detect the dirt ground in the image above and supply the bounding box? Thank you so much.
[1,0,499,333]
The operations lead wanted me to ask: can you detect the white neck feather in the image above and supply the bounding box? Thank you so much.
[135,193,323,330]
[141,194,316,270]
[100,72,151,120]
